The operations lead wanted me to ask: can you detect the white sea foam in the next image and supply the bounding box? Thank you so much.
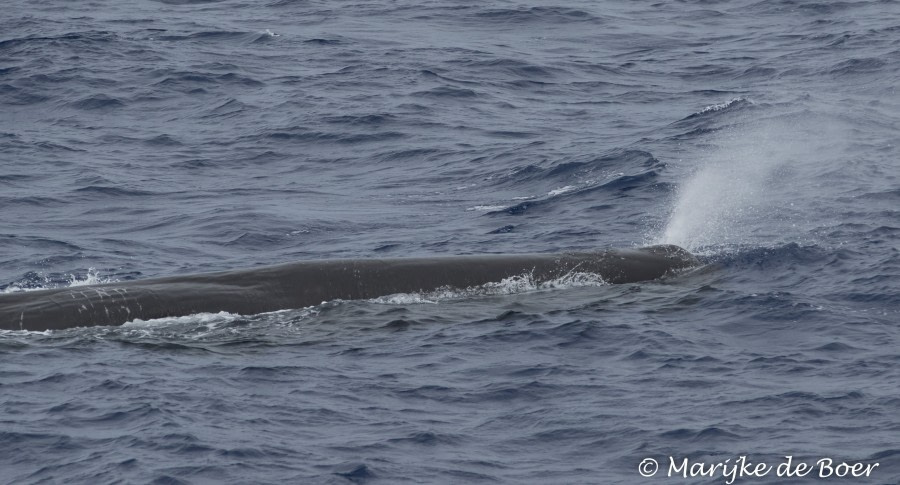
[371,270,608,305]
[2,268,116,293]
[0,328,53,336]
[67,268,113,287]
[547,185,576,196]
[1,283,41,294]
[122,311,241,328]
[466,205,507,212]
[697,97,747,115]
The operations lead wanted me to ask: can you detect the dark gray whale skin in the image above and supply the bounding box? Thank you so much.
[0,245,697,331]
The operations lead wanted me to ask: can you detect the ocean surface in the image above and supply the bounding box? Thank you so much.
[2,0,899,483]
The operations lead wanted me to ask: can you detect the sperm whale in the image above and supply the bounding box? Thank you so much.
[0,245,698,331]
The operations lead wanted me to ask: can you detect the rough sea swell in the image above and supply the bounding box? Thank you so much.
[2,0,899,483]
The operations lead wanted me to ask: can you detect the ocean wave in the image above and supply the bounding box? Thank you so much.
[682,97,752,120]
[472,6,602,24]
[487,170,662,216]
[826,57,888,76]
[0,31,117,52]
[153,29,278,44]
[411,86,480,98]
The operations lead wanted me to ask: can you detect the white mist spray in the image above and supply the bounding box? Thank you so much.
[658,111,846,253]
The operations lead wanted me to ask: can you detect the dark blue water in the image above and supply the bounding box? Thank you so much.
[2,0,899,483]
